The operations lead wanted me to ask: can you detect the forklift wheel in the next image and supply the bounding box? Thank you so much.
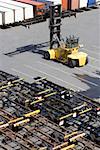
[44,51,50,60]
[68,59,76,68]
[85,57,88,65]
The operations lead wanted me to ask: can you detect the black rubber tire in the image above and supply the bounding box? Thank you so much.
[68,59,77,68]
[85,57,88,65]
[44,51,50,60]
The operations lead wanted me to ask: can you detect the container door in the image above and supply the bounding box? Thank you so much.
[62,0,69,11]
[79,0,88,8]
[71,0,79,10]
[88,0,96,7]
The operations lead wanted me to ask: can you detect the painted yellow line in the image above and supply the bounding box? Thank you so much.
[0,122,4,125]
[34,77,46,83]
[59,107,92,120]
[53,142,68,150]
[69,133,85,142]
[79,108,92,115]
[64,131,78,139]
[59,113,73,120]
[44,92,57,98]
[12,78,23,83]
[24,110,40,117]
[37,89,51,95]
[31,98,44,105]
[61,144,75,150]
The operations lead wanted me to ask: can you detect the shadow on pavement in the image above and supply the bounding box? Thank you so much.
[74,73,100,99]
[4,42,49,57]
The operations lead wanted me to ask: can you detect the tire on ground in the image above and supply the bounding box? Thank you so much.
[68,59,77,68]
[85,57,88,65]
[44,51,50,60]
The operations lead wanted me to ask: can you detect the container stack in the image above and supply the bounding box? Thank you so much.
[0,0,98,26]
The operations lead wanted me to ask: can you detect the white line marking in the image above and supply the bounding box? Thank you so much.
[11,68,33,78]
[82,48,99,55]
[37,61,99,87]
[24,64,86,91]
[91,45,100,49]
[88,56,100,62]
[38,61,100,78]
[88,63,100,70]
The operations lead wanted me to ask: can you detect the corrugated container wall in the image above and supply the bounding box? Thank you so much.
[69,0,79,10]
[62,0,69,11]
[16,0,45,16]
[0,0,34,19]
[87,0,96,7]
[34,0,53,10]
[0,7,14,25]
[0,1,24,22]
[79,0,88,8]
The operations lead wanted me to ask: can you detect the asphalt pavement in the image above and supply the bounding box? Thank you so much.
[0,7,100,100]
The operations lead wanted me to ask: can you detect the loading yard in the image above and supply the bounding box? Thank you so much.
[0,4,100,150]
[0,7,100,98]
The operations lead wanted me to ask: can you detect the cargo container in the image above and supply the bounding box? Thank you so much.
[0,0,34,19]
[0,7,14,25]
[68,0,79,10]
[47,0,61,5]
[43,0,69,11]
[62,0,69,11]
[79,0,88,8]
[34,0,53,10]
[0,2,24,22]
[87,0,96,7]
[16,0,45,16]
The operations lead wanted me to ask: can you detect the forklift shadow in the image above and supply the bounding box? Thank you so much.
[4,41,49,57]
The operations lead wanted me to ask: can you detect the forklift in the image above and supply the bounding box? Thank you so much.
[44,4,88,67]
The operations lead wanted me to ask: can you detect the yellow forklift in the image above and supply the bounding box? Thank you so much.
[44,5,88,67]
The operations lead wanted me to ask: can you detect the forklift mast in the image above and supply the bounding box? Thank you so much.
[49,4,62,49]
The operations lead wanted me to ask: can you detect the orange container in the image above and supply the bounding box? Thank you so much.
[16,0,45,15]
[62,0,69,11]
[69,0,79,10]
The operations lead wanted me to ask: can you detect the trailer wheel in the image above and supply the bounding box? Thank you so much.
[44,51,50,60]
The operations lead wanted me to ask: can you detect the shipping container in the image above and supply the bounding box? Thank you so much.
[0,0,34,19]
[34,0,53,10]
[62,0,69,11]
[47,0,61,5]
[79,0,88,8]
[16,0,45,16]
[68,0,79,10]
[0,7,14,25]
[87,0,96,7]
[0,2,24,22]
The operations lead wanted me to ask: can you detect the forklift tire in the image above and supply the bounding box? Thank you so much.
[85,57,88,65]
[44,51,50,60]
[68,59,76,68]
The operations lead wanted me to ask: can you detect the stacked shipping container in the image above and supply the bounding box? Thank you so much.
[0,0,34,19]
[16,0,46,16]
[0,0,98,26]
[0,1,24,22]
[0,7,14,25]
